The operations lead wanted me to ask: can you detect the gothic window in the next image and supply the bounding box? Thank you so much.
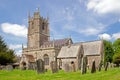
[32,22,34,29]
[44,54,49,65]
[42,22,45,30]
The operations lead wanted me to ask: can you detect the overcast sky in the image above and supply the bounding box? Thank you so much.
[0,0,120,55]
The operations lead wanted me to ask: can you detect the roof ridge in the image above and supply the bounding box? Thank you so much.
[81,40,102,43]
[50,37,70,41]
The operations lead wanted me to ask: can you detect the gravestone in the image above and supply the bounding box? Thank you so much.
[110,63,114,68]
[91,60,96,73]
[0,65,1,70]
[50,61,58,73]
[64,63,70,72]
[6,65,13,71]
[108,62,111,69]
[1,66,6,70]
[105,62,109,71]
[81,56,87,74]
[36,59,45,74]
[28,62,37,70]
[98,61,103,71]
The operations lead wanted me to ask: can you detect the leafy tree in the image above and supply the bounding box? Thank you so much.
[113,38,120,53]
[0,36,15,65]
[113,53,120,66]
[103,40,114,63]
[113,38,120,66]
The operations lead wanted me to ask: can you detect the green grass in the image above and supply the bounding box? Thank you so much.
[0,68,120,80]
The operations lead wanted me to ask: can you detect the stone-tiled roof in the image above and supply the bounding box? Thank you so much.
[57,45,80,58]
[82,40,103,56]
[42,38,72,47]
[57,40,103,58]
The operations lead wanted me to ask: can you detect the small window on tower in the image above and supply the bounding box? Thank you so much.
[42,22,45,30]
[32,22,34,29]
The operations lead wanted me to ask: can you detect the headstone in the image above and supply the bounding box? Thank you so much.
[28,62,37,70]
[36,59,45,74]
[105,62,109,71]
[6,65,13,71]
[110,63,114,68]
[0,65,2,70]
[81,56,87,74]
[98,61,103,71]
[1,65,6,70]
[91,60,96,73]
[108,62,111,69]
[64,63,70,72]
[50,61,58,73]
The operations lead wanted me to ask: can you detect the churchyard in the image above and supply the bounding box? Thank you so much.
[0,58,120,80]
[0,68,120,80]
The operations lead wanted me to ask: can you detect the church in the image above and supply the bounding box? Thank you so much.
[20,9,104,71]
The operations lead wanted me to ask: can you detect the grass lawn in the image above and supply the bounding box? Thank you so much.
[0,68,120,80]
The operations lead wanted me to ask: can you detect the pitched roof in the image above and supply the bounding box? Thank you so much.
[42,38,72,47]
[57,45,80,58]
[57,40,103,58]
[82,40,103,56]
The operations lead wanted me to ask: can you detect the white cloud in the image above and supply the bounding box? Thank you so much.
[63,7,74,21]
[80,27,103,36]
[80,24,105,36]
[118,19,120,22]
[9,44,22,50]
[98,33,111,40]
[16,50,22,56]
[63,24,77,31]
[87,0,120,14]
[112,32,120,40]
[63,23,106,36]
[0,23,27,37]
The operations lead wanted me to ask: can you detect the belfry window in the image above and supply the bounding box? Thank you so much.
[44,54,49,65]
[42,22,45,30]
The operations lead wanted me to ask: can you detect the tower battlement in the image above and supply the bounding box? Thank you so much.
[27,10,50,48]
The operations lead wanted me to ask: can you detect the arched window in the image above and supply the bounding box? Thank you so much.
[43,54,49,65]
[42,22,45,30]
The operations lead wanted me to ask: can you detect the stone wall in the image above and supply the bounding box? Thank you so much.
[60,58,77,71]
[87,55,101,69]
[21,47,60,70]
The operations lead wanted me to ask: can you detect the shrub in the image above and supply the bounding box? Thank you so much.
[113,53,120,67]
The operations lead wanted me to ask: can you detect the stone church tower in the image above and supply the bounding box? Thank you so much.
[20,9,72,70]
[27,10,50,48]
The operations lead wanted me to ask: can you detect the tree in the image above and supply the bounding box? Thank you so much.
[113,38,120,66]
[0,36,7,52]
[0,36,15,65]
[113,38,120,53]
[113,53,120,66]
[103,40,114,63]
